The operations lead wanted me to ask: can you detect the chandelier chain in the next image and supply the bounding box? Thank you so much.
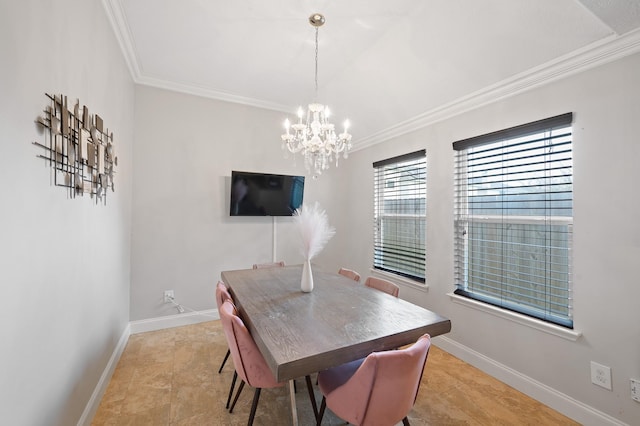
[314,27,319,98]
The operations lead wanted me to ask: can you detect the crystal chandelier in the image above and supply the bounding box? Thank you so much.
[281,13,352,177]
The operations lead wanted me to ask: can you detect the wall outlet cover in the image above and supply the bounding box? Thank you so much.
[591,361,612,390]
[631,378,640,402]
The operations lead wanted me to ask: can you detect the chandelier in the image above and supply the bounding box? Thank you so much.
[281,13,352,177]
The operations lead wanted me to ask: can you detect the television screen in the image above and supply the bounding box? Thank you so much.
[230,171,305,216]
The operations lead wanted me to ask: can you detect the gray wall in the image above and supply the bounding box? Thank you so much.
[0,0,134,424]
[328,52,640,425]
[130,86,337,320]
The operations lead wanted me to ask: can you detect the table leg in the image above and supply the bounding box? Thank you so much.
[289,379,298,426]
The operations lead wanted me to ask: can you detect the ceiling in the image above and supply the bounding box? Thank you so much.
[103,0,640,148]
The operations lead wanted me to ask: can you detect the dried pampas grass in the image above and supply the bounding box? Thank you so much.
[293,202,335,260]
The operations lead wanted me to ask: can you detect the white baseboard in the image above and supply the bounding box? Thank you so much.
[77,323,131,426]
[434,336,627,426]
[81,309,219,424]
[129,309,219,334]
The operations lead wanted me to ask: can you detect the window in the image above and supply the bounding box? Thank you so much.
[453,113,573,328]
[373,150,426,282]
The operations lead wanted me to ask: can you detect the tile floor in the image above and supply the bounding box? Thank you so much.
[91,321,579,425]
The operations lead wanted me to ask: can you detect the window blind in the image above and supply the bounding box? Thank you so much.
[453,113,573,328]
[373,150,426,282]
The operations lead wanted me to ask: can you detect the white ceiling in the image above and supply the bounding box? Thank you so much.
[103,0,640,148]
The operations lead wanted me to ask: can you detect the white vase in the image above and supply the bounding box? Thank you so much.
[301,259,314,292]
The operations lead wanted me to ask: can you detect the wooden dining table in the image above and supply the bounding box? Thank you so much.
[221,264,451,425]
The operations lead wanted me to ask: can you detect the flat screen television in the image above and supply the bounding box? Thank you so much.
[230,171,305,216]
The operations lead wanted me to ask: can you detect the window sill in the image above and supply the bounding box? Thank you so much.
[447,292,582,341]
[370,269,429,293]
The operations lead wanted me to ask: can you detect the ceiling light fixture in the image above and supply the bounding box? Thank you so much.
[281,13,352,177]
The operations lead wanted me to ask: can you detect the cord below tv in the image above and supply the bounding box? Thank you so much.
[230,170,305,216]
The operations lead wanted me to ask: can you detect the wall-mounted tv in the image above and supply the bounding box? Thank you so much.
[230,171,305,216]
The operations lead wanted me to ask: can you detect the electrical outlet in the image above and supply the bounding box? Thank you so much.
[631,378,640,402]
[164,290,174,303]
[591,361,612,390]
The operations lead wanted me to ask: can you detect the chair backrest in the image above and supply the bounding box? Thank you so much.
[338,267,361,282]
[215,281,232,309]
[218,300,281,389]
[252,261,285,269]
[364,276,399,297]
[333,334,431,425]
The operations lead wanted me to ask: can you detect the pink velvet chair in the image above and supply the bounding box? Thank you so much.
[219,300,317,424]
[338,267,361,282]
[252,261,285,269]
[364,276,400,297]
[216,282,233,374]
[215,282,239,409]
[316,334,431,426]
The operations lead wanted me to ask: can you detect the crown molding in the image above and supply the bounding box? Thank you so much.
[136,75,293,112]
[102,0,292,112]
[353,28,640,150]
[101,0,141,81]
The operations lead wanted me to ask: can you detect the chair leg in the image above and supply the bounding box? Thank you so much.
[305,375,318,420]
[229,380,245,413]
[247,388,262,426]
[316,396,326,426]
[402,416,410,426]
[226,370,237,409]
[218,348,230,373]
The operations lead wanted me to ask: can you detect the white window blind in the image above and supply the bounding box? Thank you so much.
[453,113,573,328]
[373,150,426,282]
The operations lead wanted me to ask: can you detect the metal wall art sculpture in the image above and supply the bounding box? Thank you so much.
[34,93,117,204]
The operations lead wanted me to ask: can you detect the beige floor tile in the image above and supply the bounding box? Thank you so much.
[116,404,171,426]
[92,321,579,426]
